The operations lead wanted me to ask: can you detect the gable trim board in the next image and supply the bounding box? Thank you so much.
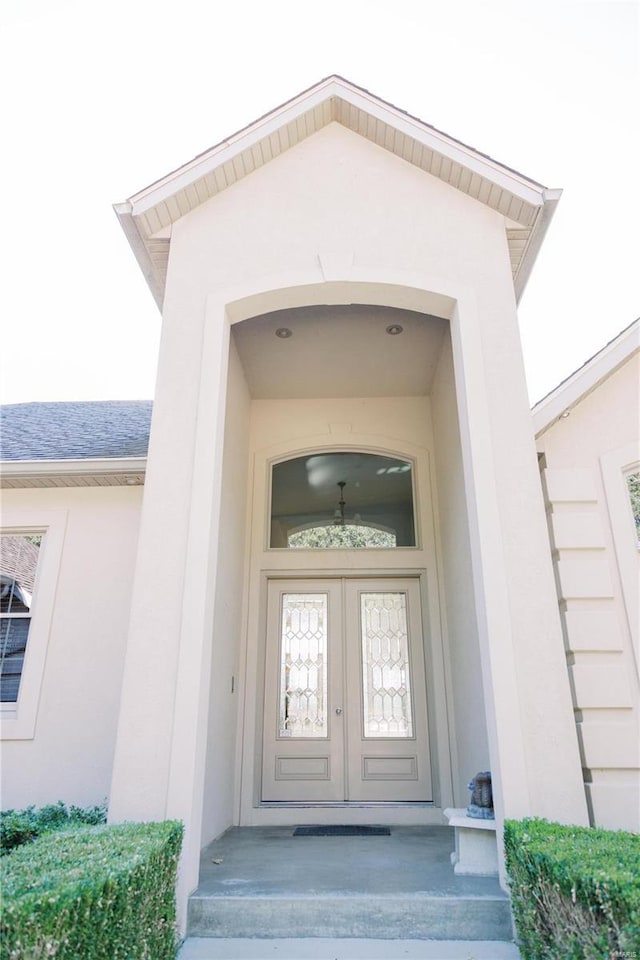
[115,75,560,310]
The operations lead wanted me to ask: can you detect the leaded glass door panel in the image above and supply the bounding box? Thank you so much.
[344,579,431,801]
[261,578,431,802]
[262,580,345,801]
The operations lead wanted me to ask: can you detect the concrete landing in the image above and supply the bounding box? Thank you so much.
[178,937,522,959]
[187,826,514,942]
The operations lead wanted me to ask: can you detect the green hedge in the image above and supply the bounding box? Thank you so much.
[1,820,183,960]
[504,818,640,959]
[1,801,107,854]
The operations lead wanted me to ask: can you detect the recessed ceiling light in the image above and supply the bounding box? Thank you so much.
[275,327,293,339]
[386,324,403,336]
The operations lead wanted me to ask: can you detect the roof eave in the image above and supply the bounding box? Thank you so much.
[113,203,164,312]
[117,75,557,310]
[1,457,147,487]
[514,189,562,303]
[127,77,547,217]
[532,318,640,436]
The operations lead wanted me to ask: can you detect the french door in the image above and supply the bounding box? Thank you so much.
[261,578,432,802]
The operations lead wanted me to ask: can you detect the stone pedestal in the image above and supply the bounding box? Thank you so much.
[443,807,498,876]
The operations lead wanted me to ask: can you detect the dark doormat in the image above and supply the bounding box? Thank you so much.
[293,825,391,837]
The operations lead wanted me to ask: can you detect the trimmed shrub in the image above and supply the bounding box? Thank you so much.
[0,808,40,853]
[1,802,107,854]
[504,818,640,959]
[1,820,183,960]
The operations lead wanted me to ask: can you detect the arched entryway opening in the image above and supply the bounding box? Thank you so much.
[199,287,490,835]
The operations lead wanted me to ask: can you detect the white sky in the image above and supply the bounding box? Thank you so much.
[1,0,637,406]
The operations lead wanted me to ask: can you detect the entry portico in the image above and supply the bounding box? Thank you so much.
[108,76,588,921]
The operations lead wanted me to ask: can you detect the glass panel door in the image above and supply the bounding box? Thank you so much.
[262,578,432,803]
[345,579,432,802]
[262,580,344,802]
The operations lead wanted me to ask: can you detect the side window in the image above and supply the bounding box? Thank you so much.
[600,446,639,666]
[1,511,66,740]
[625,471,640,545]
[0,535,43,703]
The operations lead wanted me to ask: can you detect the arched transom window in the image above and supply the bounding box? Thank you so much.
[270,452,416,549]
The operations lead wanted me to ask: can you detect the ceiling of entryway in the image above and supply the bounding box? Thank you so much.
[232,305,448,399]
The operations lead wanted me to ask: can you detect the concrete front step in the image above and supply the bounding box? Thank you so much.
[187,893,513,941]
[178,937,521,959]
[187,827,514,944]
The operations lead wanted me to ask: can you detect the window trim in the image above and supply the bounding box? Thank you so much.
[624,469,640,547]
[1,510,67,740]
[600,443,640,668]
[268,450,418,551]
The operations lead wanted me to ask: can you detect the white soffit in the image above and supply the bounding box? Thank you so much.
[115,75,561,309]
[0,458,147,489]
[532,319,640,437]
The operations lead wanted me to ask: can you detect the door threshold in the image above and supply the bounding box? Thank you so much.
[242,803,445,827]
[259,801,434,808]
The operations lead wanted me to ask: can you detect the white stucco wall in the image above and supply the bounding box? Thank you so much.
[1,486,141,809]
[201,338,251,844]
[537,353,640,830]
[431,330,490,805]
[448,284,587,829]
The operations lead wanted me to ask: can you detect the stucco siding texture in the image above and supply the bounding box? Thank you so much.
[1,485,143,809]
[538,356,640,832]
[0,401,152,461]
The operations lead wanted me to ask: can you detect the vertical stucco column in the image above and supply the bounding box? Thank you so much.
[450,293,588,836]
[109,291,231,928]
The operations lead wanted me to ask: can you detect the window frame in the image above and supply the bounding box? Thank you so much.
[268,450,418,551]
[1,510,67,740]
[600,443,640,667]
[624,469,640,547]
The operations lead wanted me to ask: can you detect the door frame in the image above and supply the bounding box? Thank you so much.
[242,566,450,825]
[236,431,456,827]
[261,576,433,804]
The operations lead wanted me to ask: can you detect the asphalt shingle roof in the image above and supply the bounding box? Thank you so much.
[0,401,152,461]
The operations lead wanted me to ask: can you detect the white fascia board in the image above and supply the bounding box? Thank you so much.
[338,87,548,206]
[128,78,344,215]
[532,319,640,436]
[514,189,562,302]
[113,203,164,311]
[1,457,147,480]
[127,77,548,218]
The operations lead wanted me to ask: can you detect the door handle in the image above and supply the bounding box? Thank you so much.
[335,707,343,715]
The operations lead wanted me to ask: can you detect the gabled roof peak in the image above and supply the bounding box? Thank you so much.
[115,76,561,310]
